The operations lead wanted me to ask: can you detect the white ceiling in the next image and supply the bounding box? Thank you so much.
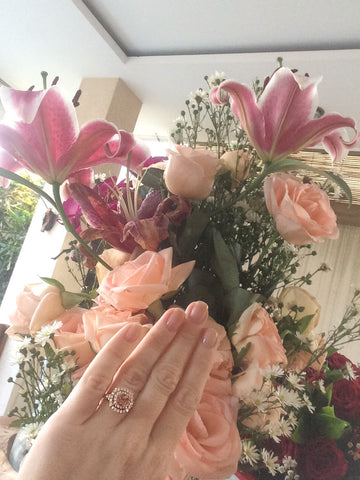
[0,0,359,148]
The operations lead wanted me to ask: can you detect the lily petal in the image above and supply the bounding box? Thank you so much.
[69,183,122,230]
[322,129,360,163]
[0,148,22,187]
[213,67,358,163]
[56,120,119,182]
[212,81,266,154]
[124,215,169,251]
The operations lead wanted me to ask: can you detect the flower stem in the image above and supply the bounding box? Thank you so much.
[52,182,112,271]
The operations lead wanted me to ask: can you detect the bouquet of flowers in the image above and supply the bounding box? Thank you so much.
[1,60,360,479]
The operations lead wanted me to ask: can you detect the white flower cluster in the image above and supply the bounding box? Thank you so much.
[208,71,226,87]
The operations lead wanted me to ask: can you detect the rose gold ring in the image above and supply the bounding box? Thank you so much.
[105,387,135,414]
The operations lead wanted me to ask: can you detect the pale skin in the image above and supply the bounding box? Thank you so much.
[18,301,217,480]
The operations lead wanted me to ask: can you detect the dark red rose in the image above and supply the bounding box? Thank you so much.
[306,366,325,383]
[299,437,347,480]
[264,436,298,463]
[235,473,256,480]
[331,378,360,422]
[327,352,360,376]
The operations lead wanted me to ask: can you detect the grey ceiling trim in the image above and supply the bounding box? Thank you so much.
[72,0,128,63]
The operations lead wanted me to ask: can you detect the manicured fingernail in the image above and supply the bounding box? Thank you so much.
[124,324,141,342]
[202,328,218,348]
[166,308,184,332]
[187,301,208,324]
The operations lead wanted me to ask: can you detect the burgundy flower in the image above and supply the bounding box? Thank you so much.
[331,378,360,422]
[69,183,191,253]
[305,367,325,384]
[298,437,347,480]
[327,353,360,376]
[264,436,298,463]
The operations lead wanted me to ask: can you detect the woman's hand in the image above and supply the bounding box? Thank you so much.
[18,301,217,480]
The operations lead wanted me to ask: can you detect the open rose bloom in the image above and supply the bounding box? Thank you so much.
[264,172,339,245]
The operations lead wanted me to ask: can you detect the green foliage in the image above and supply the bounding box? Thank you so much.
[0,180,39,303]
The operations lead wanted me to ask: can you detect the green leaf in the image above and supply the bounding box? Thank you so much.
[40,276,65,292]
[291,413,309,443]
[297,314,315,333]
[177,210,210,260]
[88,341,98,355]
[314,406,350,439]
[9,419,25,428]
[211,228,239,292]
[141,167,164,189]
[323,170,352,206]
[226,287,263,335]
[233,342,251,368]
[60,291,94,309]
[280,329,293,340]
[324,368,345,384]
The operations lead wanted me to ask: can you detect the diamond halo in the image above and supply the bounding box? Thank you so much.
[105,387,135,414]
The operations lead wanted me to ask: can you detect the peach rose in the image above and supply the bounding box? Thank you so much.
[95,248,131,285]
[243,397,283,433]
[97,247,194,311]
[232,361,263,399]
[173,392,242,479]
[264,172,339,245]
[279,286,321,334]
[54,307,95,368]
[7,283,65,337]
[164,145,221,200]
[221,150,250,183]
[231,303,287,369]
[288,334,326,372]
[205,317,233,395]
[83,305,151,352]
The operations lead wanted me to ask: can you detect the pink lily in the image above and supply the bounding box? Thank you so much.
[68,183,191,253]
[212,67,358,163]
[322,129,359,163]
[0,86,136,184]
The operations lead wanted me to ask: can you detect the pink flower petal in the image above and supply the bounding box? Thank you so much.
[0,148,22,187]
[57,120,119,181]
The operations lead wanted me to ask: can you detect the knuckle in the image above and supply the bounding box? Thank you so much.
[172,385,202,416]
[122,365,148,390]
[83,373,109,395]
[152,364,179,395]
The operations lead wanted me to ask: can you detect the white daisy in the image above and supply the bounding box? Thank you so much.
[318,379,326,394]
[21,422,44,448]
[61,358,76,371]
[278,418,293,437]
[34,321,63,346]
[190,88,208,102]
[261,449,279,476]
[283,456,297,469]
[261,365,284,380]
[245,210,261,223]
[345,362,356,380]
[240,440,261,466]
[286,372,305,390]
[295,332,309,344]
[302,393,315,413]
[248,389,268,413]
[174,116,186,127]
[208,71,226,87]
[287,411,298,427]
[275,386,301,408]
